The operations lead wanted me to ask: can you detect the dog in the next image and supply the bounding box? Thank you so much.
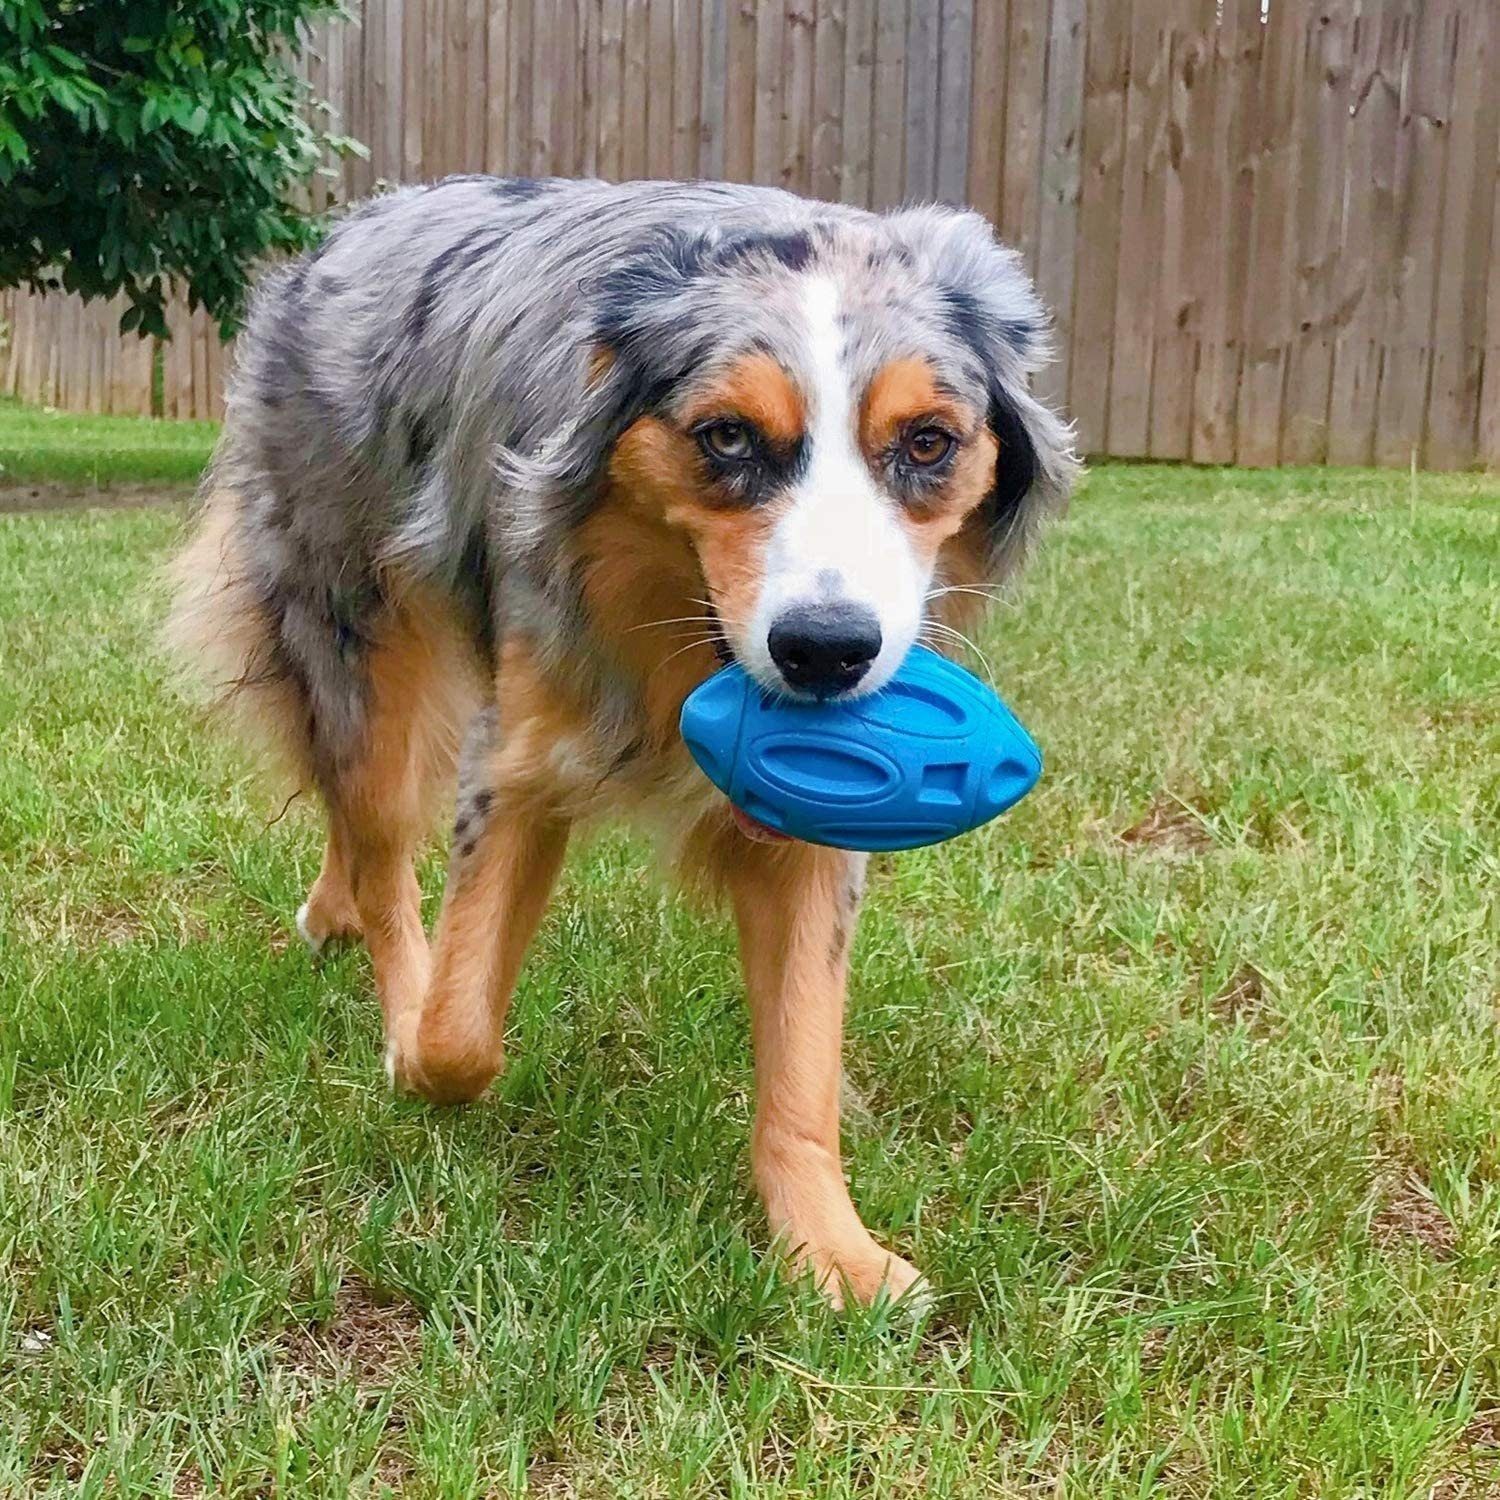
[167,175,1077,1306]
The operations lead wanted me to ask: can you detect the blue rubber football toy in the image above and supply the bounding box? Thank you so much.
[679,646,1041,852]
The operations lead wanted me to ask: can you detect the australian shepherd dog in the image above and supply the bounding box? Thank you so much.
[168,176,1076,1306]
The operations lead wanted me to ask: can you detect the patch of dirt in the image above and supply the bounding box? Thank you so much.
[274,1277,425,1389]
[0,480,192,513]
[1430,1411,1500,1498]
[1212,965,1267,1023]
[1424,701,1498,731]
[1119,795,1214,856]
[526,1459,579,1497]
[1370,1172,1457,1261]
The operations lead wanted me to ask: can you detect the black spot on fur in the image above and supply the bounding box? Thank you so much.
[490,176,549,201]
[458,837,477,858]
[714,227,816,273]
[454,232,508,276]
[408,227,513,342]
[257,296,311,410]
[317,272,346,297]
[941,285,1035,358]
[407,411,436,470]
[939,285,1040,532]
[472,789,494,817]
[457,526,497,667]
[987,389,1039,532]
[829,913,850,969]
[593,230,711,350]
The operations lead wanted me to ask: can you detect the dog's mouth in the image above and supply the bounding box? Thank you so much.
[728,802,793,843]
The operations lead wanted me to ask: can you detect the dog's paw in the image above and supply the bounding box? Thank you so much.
[385,1017,503,1106]
[295,898,362,958]
[792,1240,929,1313]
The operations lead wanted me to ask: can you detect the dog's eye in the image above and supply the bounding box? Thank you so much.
[905,427,954,467]
[699,420,755,461]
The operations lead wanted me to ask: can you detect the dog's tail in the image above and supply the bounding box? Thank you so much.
[162,485,317,790]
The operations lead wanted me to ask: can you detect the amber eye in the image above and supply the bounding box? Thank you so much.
[700,419,755,461]
[905,426,954,467]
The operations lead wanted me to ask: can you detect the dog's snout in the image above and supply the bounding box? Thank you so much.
[767,603,882,696]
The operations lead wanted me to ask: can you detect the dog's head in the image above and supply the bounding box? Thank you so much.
[522,207,1076,701]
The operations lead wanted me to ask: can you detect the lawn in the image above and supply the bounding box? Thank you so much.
[0,440,1497,1496]
[0,397,218,489]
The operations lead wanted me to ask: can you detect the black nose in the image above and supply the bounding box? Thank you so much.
[767,603,882,696]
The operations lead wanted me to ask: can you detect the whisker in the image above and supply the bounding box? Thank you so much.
[624,614,720,634]
[920,620,998,685]
[924,584,1008,603]
[649,636,720,679]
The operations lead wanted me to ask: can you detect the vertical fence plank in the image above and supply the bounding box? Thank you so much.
[1034,0,1084,413]
[966,0,1009,225]
[579,0,598,176]
[1192,0,1260,462]
[485,0,510,172]
[527,0,552,173]
[646,0,676,176]
[1481,164,1500,466]
[1325,0,1406,465]
[870,0,907,208]
[598,0,625,179]
[698,0,728,178]
[1107,0,1170,456]
[402,0,426,179]
[1280,0,1354,465]
[1373,0,1456,469]
[1425,1,1496,469]
[620,0,649,178]
[1234,0,1306,467]
[933,0,974,207]
[1069,0,1128,454]
[998,0,1047,264]
[505,0,534,174]
[811,0,847,202]
[0,291,14,399]
[464,0,488,173]
[672,0,703,176]
[782,0,815,192]
[1145,0,1201,461]
[902,0,939,201]
[841,0,877,206]
[753,0,786,185]
[723,0,757,182]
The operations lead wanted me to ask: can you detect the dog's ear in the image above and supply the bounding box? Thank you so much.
[884,206,1079,577]
[496,228,718,516]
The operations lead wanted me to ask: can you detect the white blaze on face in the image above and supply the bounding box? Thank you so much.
[743,275,928,696]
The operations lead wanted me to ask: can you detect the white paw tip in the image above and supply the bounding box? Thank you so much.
[383,1045,397,1089]
[893,1276,936,1320]
[295,902,324,956]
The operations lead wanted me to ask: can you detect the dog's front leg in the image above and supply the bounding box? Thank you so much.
[727,842,923,1308]
[389,706,570,1105]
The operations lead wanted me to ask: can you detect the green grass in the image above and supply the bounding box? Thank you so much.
[1,463,1497,1497]
[0,398,218,488]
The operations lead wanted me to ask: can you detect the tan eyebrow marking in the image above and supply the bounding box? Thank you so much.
[681,352,806,445]
[859,356,976,458]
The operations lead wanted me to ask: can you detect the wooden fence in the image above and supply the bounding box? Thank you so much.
[2,0,1497,469]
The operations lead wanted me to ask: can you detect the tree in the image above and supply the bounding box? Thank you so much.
[0,0,361,338]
